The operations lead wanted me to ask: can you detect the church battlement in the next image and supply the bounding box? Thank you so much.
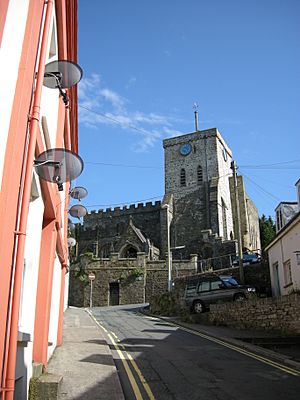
[86,200,162,220]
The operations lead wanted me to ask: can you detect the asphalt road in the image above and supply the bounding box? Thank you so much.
[91,304,300,400]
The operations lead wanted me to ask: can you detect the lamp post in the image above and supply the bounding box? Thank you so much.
[162,204,172,292]
[231,160,245,284]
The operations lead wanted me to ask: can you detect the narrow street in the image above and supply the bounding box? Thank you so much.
[90,304,300,400]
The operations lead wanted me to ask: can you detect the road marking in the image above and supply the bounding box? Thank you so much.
[168,322,300,377]
[87,309,156,399]
[108,333,145,400]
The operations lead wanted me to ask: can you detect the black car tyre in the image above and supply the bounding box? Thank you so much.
[234,293,246,302]
[193,300,205,314]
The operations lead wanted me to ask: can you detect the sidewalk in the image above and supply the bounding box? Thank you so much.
[46,307,125,400]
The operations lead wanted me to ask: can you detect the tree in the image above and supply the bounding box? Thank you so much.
[259,214,276,250]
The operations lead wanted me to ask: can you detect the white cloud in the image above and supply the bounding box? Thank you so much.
[125,77,137,89]
[78,74,176,152]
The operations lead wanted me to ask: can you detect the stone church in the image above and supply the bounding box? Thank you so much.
[70,127,261,307]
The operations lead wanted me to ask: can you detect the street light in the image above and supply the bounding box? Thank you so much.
[162,204,172,292]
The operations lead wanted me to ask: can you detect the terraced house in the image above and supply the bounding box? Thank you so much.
[0,1,81,398]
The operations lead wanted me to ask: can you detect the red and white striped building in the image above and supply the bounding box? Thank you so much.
[0,1,79,398]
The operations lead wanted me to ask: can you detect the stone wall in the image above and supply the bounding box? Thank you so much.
[77,201,162,256]
[209,294,300,334]
[69,253,197,307]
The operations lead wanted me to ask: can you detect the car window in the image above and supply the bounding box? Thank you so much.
[222,277,239,287]
[210,280,222,290]
[185,281,198,295]
[198,281,210,292]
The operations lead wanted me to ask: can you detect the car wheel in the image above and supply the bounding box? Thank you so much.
[234,293,246,302]
[193,300,205,314]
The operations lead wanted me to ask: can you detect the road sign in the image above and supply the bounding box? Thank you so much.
[88,272,95,281]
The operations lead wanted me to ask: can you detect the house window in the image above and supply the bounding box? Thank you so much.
[180,168,186,186]
[295,253,300,266]
[197,166,203,184]
[283,259,292,286]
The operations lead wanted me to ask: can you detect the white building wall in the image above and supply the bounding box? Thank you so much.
[48,256,61,359]
[216,131,234,239]
[17,172,44,398]
[0,0,29,188]
[12,5,68,398]
[268,215,300,296]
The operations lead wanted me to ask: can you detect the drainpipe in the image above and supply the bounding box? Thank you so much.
[57,107,72,346]
[3,1,54,398]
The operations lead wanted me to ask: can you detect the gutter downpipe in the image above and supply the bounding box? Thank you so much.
[57,107,71,346]
[3,1,54,398]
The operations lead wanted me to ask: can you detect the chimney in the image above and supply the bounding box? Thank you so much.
[296,179,300,211]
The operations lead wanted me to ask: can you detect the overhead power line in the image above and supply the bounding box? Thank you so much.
[239,159,300,169]
[240,171,281,202]
[85,161,161,170]
[79,104,160,138]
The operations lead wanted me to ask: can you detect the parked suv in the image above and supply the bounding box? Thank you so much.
[184,275,256,314]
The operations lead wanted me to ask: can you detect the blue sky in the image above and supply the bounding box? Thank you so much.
[75,0,300,219]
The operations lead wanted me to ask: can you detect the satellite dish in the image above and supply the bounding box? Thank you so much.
[69,204,87,219]
[70,186,88,201]
[67,237,77,247]
[34,149,84,190]
[43,60,83,89]
[68,221,75,231]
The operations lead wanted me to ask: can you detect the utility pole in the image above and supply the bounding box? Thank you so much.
[231,160,245,284]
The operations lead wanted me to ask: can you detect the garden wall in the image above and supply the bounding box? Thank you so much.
[209,294,300,334]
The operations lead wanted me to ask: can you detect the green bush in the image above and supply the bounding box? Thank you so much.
[150,291,184,316]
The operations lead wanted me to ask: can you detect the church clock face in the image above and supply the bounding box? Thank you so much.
[180,143,192,156]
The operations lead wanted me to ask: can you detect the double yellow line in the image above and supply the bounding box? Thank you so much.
[87,310,156,400]
[166,320,300,377]
[88,309,300,400]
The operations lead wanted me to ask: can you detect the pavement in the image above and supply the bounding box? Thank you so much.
[46,306,300,400]
[46,307,125,400]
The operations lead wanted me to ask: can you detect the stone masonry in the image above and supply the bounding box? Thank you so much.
[71,128,261,307]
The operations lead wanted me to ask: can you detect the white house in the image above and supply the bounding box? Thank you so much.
[266,180,300,296]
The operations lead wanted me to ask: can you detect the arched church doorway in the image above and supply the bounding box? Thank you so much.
[121,245,138,258]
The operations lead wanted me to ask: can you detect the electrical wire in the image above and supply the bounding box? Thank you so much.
[79,104,162,138]
[240,170,281,202]
[239,159,300,169]
[85,161,161,169]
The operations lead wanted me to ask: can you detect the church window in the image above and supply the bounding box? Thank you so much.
[197,165,203,184]
[100,243,111,258]
[221,198,228,240]
[180,168,186,186]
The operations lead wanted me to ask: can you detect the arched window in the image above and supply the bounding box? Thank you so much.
[221,198,228,240]
[100,243,111,258]
[197,165,203,184]
[180,168,186,186]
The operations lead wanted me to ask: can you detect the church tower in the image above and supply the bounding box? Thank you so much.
[163,128,234,258]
